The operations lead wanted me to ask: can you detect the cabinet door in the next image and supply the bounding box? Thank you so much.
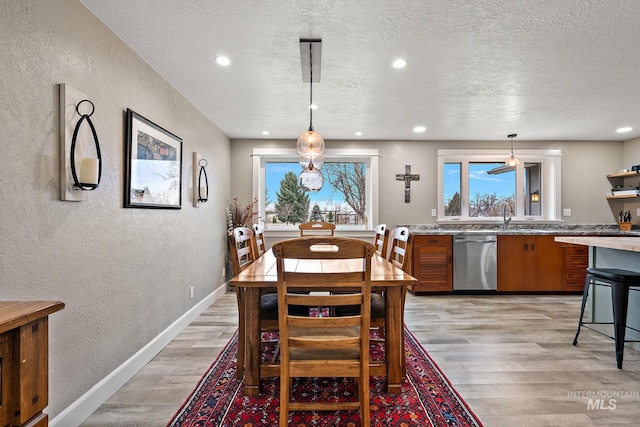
[528,235,562,291]
[497,235,562,291]
[497,235,530,291]
[410,236,452,293]
[560,243,588,291]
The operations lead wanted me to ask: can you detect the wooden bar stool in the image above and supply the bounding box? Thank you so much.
[573,268,640,369]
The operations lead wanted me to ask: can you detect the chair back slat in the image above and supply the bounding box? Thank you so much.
[373,224,389,257]
[252,223,266,256]
[388,226,413,273]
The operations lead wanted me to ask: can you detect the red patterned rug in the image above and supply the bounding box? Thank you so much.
[168,328,483,426]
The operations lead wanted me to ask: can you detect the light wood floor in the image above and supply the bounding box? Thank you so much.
[81,292,640,426]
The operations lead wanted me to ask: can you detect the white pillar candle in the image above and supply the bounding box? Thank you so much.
[79,157,99,184]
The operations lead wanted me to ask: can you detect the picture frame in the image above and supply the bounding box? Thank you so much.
[124,108,182,209]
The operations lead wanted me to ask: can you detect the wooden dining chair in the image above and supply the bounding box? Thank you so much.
[273,237,374,427]
[229,226,278,380]
[385,226,413,372]
[252,223,266,256]
[298,221,335,236]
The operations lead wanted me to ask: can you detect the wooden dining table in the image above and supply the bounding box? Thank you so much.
[230,248,417,396]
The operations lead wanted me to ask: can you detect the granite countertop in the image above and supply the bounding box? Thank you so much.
[402,224,640,236]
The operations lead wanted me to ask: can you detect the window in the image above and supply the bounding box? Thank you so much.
[438,149,562,222]
[252,148,379,230]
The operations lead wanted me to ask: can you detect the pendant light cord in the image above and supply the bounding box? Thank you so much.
[308,43,314,131]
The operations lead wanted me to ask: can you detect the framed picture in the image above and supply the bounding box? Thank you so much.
[124,109,182,209]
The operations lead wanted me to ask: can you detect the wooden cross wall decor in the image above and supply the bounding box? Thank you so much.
[396,165,420,203]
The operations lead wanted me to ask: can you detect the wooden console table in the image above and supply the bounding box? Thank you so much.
[0,301,65,427]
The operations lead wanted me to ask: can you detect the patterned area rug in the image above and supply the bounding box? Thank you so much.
[168,328,483,426]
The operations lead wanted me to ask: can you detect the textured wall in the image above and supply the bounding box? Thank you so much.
[231,138,625,227]
[0,0,230,418]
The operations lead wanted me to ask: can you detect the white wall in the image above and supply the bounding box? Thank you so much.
[0,0,230,418]
[231,138,627,228]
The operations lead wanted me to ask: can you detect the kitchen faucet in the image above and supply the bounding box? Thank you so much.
[503,202,513,230]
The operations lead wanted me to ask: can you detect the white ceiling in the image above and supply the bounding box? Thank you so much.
[81,0,640,142]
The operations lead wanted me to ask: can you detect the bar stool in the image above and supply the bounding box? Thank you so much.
[573,268,640,369]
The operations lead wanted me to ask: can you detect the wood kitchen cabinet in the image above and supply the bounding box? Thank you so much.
[0,301,64,427]
[497,235,563,292]
[410,235,452,293]
[497,235,588,292]
[559,243,589,291]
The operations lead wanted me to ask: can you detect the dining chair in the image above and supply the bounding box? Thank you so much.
[298,221,335,236]
[373,223,390,258]
[252,223,266,256]
[229,226,279,380]
[333,224,390,339]
[273,237,374,427]
[386,226,413,372]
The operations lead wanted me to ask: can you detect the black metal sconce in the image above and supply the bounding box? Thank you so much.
[197,159,208,203]
[70,99,102,190]
[531,190,540,203]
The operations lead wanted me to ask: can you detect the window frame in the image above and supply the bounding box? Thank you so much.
[252,148,379,231]
[437,149,562,223]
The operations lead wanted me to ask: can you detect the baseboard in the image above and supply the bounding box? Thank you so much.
[50,285,228,427]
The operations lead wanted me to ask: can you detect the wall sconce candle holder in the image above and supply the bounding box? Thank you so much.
[59,84,102,201]
[70,100,102,190]
[193,153,209,207]
[198,159,208,202]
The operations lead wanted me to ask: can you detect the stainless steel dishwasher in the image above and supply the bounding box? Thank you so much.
[453,234,497,291]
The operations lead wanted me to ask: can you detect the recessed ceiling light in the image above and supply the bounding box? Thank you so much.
[215,56,230,66]
[413,126,426,133]
[355,131,362,136]
[309,103,318,110]
[617,126,632,133]
[393,59,407,69]
[261,131,270,136]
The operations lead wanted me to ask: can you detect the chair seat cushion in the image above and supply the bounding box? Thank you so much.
[333,293,385,318]
[260,293,308,320]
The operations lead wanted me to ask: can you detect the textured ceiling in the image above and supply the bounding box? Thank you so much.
[81,0,640,141]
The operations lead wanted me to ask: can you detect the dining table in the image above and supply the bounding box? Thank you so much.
[230,247,417,396]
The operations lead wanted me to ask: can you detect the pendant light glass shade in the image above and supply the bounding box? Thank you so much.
[505,154,520,167]
[299,152,324,170]
[299,168,324,192]
[296,129,325,156]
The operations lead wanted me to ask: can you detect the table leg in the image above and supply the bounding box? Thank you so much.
[235,287,245,380]
[244,287,261,396]
[385,286,403,394]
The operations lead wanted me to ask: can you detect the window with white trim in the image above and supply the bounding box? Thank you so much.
[252,148,379,230]
[438,149,562,222]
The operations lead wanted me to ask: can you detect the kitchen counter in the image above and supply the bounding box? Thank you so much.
[554,236,640,252]
[553,235,640,351]
[404,224,639,236]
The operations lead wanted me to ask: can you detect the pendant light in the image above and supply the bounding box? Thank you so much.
[298,39,324,191]
[487,133,520,175]
[505,133,520,167]
[297,39,324,162]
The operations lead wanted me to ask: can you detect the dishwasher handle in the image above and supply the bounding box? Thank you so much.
[454,237,497,243]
